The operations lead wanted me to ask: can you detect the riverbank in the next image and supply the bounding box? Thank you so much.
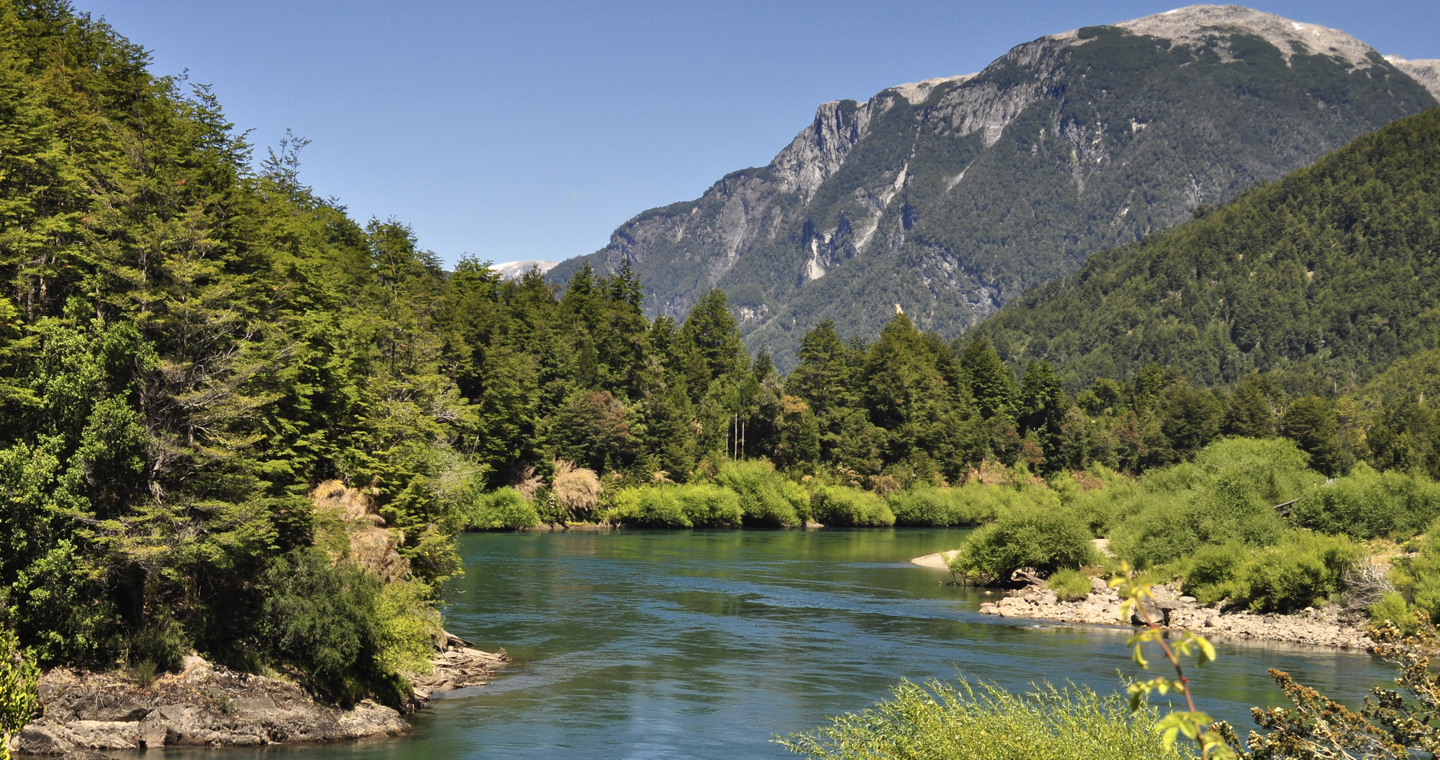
[969,574,1374,650]
[11,634,506,757]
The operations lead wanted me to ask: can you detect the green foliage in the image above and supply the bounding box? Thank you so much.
[1368,592,1421,636]
[809,486,895,527]
[888,487,989,527]
[1109,438,1318,567]
[714,459,807,527]
[1181,531,1361,614]
[0,628,39,760]
[970,107,1440,394]
[1046,568,1093,602]
[949,504,1096,583]
[128,611,190,673]
[778,678,1187,760]
[1292,463,1440,540]
[1387,517,1440,625]
[466,488,542,530]
[258,549,411,707]
[610,484,745,528]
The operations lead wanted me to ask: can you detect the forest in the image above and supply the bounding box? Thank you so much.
[7,6,1440,754]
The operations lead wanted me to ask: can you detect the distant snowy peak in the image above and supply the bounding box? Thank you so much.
[491,260,559,281]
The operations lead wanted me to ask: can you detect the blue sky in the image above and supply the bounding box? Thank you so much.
[82,0,1439,267]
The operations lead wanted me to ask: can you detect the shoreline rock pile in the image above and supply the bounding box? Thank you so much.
[12,632,508,757]
[977,577,1374,650]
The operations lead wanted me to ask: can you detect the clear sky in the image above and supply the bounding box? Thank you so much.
[81,0,1439,267]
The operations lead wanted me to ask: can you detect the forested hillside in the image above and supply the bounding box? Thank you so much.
[968,107,1440,392]
[552,5,1438,370]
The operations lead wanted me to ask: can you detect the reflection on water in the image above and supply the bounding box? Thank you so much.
[134,529,1392,759]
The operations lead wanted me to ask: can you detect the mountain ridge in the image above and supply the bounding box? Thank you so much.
[551,5,1438,370]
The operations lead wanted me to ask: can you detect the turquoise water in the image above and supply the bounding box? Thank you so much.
[149,529,1393,758]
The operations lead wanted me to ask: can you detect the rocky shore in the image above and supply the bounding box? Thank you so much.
[976,576,1374,650]
[12,633,507,757]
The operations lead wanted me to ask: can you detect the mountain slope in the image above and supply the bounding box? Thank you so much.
[965,106,1440,391]
[551,5,1437,370]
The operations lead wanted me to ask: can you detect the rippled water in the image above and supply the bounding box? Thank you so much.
[146,529,1393,759]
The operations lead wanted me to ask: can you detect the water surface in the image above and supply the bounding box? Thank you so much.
[155,529,1394,759]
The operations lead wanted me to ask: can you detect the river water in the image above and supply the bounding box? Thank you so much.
[161,528,1393,759]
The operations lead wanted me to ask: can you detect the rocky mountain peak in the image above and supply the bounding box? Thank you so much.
[1387,56,1440,99]
[1103,5,1376,67]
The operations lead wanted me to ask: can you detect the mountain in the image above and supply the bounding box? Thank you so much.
[550,5,1438,370]
[491,260,559,281]
[964,106,1440,391]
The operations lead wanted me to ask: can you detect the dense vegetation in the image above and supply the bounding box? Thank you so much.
[0,1,471,704]
[970,107,1440,393]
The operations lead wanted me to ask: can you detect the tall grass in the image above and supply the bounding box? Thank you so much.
[777,678,1188,760]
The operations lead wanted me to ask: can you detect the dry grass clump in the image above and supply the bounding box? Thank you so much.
[553,459,601,515]
[514,466,543,501]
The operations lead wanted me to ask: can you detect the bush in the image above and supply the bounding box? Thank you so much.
[1222,531,1363,614]
[1369,591,1422,635]
[888,482,1049,527]
[128,610,189,673]
[611,484,744,528]
[1389,517,1440,623]
[778,678,1188,760]
[467,487,541,530]
[715,460,808,527]
[1178,541,1248,605]
[810,486,895,527]
[258,549,409,707]
[1046,569,1093,602]
[1109,438,1317,567]
[1292,463,1440,540]
[949,505,1096,583]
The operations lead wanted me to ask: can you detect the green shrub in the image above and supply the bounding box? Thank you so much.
[1389,517,1440,623]
[611,484,744,528]
[1109,438,1317,567]
[1178,541,1248,605]
[1368,592,1422,635]
[715,460,807,527]
[466,487,541,530]
[778,678,1188,760]
[1046,569,1093,602]
[258,549,409,707]
[949,505,1096,583]
[1292,463,1440,540]
[1224,531,1363,614]
[128,610,189,673]
[810,486,895,527]
[889,487,981,527]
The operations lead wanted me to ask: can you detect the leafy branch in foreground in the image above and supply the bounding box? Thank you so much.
[0,629,40,760]
[1113,563,1234,760]
[1213,615,1440,758]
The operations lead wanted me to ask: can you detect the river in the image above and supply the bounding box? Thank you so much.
[157,528,1394,758]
